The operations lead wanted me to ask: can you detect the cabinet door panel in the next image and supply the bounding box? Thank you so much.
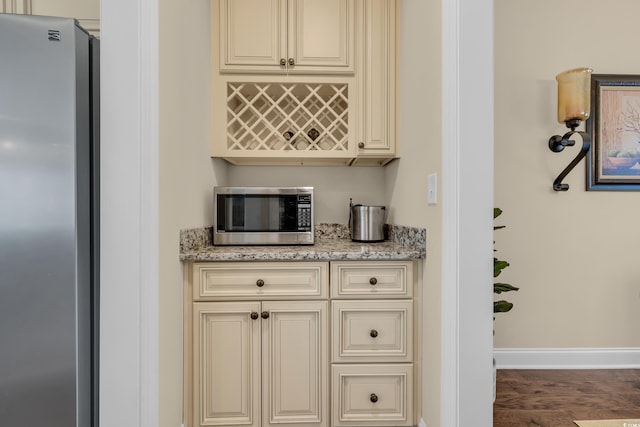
[220,0,286,71]
[194,302,261,427]
[358,0,396,154]
[262,301,328,427]
[288,0,354,72]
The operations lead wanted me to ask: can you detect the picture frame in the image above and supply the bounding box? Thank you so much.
[587,74,640,190]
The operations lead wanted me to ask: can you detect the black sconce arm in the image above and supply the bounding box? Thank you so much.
[548,124,591,191]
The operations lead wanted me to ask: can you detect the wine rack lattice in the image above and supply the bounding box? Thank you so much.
[226,82,349,152]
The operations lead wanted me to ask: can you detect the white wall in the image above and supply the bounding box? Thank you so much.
[494,0,640,349]
[158,0,228,425]
[228,166,385,223]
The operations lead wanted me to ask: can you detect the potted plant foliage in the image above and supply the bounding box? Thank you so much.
[493,207,519,401]
[494,208,519,314]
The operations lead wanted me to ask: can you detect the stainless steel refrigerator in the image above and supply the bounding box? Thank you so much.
[0,14,99,426]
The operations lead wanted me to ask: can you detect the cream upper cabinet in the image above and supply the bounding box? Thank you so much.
[354,0,398,164]
[219,0,355,74]
[0,0,100,36]
[211,0,399,166]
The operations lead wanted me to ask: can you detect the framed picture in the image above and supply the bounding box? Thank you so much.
[587,74,640,190]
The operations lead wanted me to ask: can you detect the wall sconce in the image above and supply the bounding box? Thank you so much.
[548,67,593,191]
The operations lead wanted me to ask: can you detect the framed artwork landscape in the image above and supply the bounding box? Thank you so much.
[587,74,640,190]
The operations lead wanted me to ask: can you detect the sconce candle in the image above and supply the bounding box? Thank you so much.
[548,67,594,191]
[556,67,593,124]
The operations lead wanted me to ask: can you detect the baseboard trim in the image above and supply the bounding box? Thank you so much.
[494,348,640,369]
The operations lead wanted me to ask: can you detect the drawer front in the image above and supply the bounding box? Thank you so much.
[193,262,329,300]
[332,364,413,427]
[330,261,413,299]
[332,301,412,363]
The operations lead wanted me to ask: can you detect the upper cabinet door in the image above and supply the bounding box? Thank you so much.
[220,0,354,74]
[220,0,287,73]
[287,0,354,73]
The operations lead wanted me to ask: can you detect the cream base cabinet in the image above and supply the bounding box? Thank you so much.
[185,260,419,427]
[186,262,330,427]
[330,261,417,427]
[194,301,328,427]
[219,0,355,74]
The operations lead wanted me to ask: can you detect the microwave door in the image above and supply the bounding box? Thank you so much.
[243,196,279,231]
[223,195,244,231]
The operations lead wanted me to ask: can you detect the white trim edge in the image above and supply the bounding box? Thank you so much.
[440,0,460,422]
[139,0,160,424]
[494,348,640,369]
[418,418,428,427]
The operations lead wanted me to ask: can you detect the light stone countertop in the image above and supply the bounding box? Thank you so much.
[179,223,426,262]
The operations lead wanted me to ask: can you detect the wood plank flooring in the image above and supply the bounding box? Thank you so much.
[494,369,640,427]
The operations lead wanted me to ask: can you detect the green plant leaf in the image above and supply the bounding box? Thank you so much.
[494,207,503,219]
[494,225,506,230]
[494,283,519,294]
[494,300,513,313]
[494,259,509,277]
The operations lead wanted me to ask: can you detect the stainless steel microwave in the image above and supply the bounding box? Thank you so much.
[213,186,314,245]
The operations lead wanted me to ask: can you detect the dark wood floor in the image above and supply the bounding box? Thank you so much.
[494,369,640,427]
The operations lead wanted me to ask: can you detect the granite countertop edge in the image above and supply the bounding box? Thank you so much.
[179,223,426,262]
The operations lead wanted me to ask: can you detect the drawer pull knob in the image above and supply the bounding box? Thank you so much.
[256,279,265,287]
[370,393,378,403]
[370,329,378,338]
[261,311,270,319]
[279,58,286,66]
[250,312,259,320]
[288,57,295,66]
[369,277,378,286]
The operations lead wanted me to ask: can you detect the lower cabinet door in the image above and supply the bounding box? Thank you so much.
[332,364,413,427]
[262,300,328,427]
[193,301,328,427]
[193,302,261,427]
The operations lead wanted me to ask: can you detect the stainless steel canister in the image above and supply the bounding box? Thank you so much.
[349,199,386,242]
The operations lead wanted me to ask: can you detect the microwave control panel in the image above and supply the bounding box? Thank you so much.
[297,194,312,230]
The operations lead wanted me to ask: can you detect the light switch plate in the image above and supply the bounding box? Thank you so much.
[428,173,437,205]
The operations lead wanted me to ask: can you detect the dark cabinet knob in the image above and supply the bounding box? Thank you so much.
[261,311,270,319]
[279,58,286,66]
[256,279,265,287]
[370,329,378,338]
[369,277,378,286]
[358,142,365,149]
[250,312,259,320]
[370,393,378,403]
[288,57,295,66]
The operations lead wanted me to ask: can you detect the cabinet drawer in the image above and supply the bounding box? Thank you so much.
[332,301,412,363]
[331,364,413,427]
[330,261,413,299]
[192,262,329,300]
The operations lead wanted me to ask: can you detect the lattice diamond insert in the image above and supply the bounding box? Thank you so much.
[227,82,349,152]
